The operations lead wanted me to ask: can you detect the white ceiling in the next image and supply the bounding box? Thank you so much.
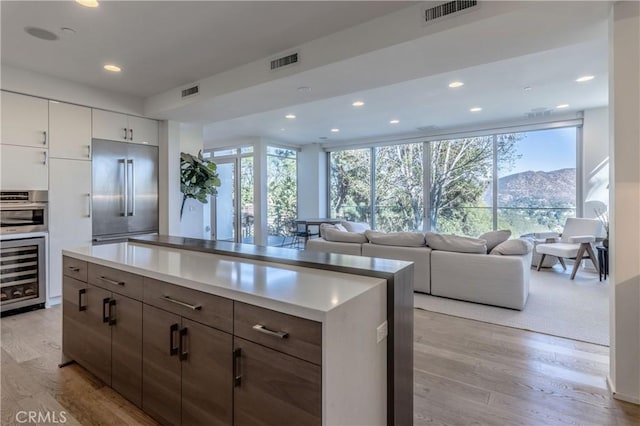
[1,1,611,148]
[203,38,609,146]
[1,1,412,97]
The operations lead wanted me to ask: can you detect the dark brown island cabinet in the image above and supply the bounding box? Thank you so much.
[61,247,389,426]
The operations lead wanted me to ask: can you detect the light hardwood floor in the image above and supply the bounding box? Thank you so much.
[2,305,639,425]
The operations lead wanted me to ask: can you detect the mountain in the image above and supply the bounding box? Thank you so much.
[489,168,576,208]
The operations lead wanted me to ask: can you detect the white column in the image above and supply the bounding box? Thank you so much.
[298,143,327,218]
[179,123,207,238]
[253,140,268,246]
[609,1,640,405]
[158,120,181,235]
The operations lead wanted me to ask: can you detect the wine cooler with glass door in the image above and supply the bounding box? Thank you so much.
[0,237,46,315]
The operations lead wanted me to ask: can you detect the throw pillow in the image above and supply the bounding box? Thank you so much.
[478,229,512,252]
[323,228,367,244]
[341,221,371,233]
[490,239,533,256]
[365,230,426,247]
[425,232,487,254]
[319,223,347,238]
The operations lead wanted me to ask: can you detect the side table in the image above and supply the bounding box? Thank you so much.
[596,245,609,281]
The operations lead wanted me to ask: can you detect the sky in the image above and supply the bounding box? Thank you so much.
[504,127,577,175]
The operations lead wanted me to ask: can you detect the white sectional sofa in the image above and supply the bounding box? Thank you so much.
[307,224,533,310]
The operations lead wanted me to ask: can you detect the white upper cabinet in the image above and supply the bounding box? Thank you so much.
[127,115,158,145]
[49,101,92,160]
[1,91,49,147]
[0,145,48,190]
[92,109,158,146]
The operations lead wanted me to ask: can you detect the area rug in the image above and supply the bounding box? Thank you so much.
[414,266,609,346]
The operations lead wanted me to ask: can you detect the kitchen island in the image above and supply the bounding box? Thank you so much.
[62,241,413,426]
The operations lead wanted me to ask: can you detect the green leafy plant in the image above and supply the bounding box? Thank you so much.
[180,151,221,219]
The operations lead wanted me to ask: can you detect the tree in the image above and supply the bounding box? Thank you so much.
[267,149,297,236]
[329,149,371,223]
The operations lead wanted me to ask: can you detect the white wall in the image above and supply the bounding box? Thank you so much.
[297,143,327,218]
[1,65,144,115]
[178,123,209,239]
[609,1,640,405]
[583,107,610,218]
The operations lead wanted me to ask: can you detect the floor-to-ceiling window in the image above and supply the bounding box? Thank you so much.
[205,147,254,243]
[266,146,297,246]
[328,123,578,236]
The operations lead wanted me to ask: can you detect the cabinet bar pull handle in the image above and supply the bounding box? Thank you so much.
[42,151,47,165]
[87,193,92,218]
[78,288,87,311]
[123,128,128,140]
[87,145,91,158]
[169,323,179,356]
[161,295,201,310]
[68,266,81,272]
[129,128,134,141]
[179,327,188,360]
[102,297,110,323]
[108,299,117,326]
[42,131,47,145]
[233,348,242,387]
[99,276,125,286]
[252,324,289,339]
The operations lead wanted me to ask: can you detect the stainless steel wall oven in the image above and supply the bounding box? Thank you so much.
[0,190,48,234]
[1,237,46,313]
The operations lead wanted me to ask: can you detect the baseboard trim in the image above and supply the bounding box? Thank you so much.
[608,375,640,404]
[46,296,61,307]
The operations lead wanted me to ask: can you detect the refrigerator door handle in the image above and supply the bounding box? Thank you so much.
[127,159,135,216]
[119,158,127,216]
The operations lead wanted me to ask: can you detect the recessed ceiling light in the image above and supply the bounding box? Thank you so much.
[469,107,482,112]
[576,75,594,83]
[556,104,570,109]
[103,64,121,72]
[76,0,99,7]
[448,81,464,88]
[389,119,400,124]
[524,86,532,91]
[280,128,286,131]
[352,101,364,107]
[285,114,296,119]
[330,128,340,133]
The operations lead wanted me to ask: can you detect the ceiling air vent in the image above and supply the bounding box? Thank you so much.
[270,52,299,70]
[425,0,478,22]
[181,84,199,98]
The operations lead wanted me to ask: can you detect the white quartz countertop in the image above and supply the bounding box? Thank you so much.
[63,242,386,321]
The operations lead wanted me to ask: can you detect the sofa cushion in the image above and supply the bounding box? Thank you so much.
[341,221,371,233]
[490,239,533,256]
[425,232,487,254]
[478,230,512,252]
[323,228,367,244]
[319,223,347,238]
[364,230,426,247]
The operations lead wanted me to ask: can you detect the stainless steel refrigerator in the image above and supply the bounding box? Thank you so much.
[92,139,158,243]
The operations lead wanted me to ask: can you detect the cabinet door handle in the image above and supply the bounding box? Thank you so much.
[123,128,128,140]
[161,295,201,310]
[102,297,110,323]
[78,288,87,311]
[87,193,92,218]
[252,324,289,339]
[108,299,117,326]
[42,151,47,165]
[233,348,242,387]
[169,323,179,356]
[42,131,47,145]
[179,327,188,360]
[68,266,81,272]
[99,276,125,286]
[87,144,91,158]
[129,128,134,141]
